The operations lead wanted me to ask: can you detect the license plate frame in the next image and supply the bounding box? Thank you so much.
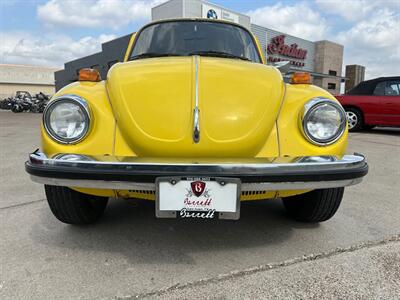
[155,177,241,220]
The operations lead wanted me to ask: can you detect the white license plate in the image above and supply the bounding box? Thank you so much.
[156,177,241,220]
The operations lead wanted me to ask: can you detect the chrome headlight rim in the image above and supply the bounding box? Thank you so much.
[300,97,346,146]
[52,153,94,161]
[43,94,91,144]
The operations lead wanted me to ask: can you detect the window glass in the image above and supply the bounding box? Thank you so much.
[385,81,400,96]
[131,21,261,63]
[328,83,336,90]
[373,82,385,95]
[329,70,337,76]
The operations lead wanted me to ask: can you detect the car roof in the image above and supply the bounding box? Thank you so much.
[347,76,400,95]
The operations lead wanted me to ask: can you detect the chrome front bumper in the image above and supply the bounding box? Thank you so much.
[25,151,368,191]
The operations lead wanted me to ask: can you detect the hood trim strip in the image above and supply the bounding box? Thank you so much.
[193,55,200,143]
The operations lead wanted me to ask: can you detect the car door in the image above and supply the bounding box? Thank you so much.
[380,81,400,126]
[359,82,385,125]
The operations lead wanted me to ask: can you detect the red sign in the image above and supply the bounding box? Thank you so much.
[267,35,307,59]
[267,35,307,67]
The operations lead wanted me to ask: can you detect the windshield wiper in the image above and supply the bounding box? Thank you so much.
[130,53,183,60]
[189,51,251,61]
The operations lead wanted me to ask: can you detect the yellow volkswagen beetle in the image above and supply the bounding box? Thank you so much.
[25,19,368,224]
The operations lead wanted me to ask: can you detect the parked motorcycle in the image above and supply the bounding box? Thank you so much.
[0,97,13,110]
[0,91,50,113]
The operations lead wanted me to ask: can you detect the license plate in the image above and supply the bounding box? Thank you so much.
[156,177,241,220]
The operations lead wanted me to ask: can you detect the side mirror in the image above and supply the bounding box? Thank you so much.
[272,61,291,74]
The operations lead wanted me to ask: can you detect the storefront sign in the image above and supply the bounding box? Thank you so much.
[202,4,239,24]
[267,35,307,67]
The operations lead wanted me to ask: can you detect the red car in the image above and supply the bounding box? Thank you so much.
[336,76,400,131]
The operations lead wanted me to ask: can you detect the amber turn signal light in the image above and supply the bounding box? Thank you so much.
[290,72,311,84]
[78,68,101,82]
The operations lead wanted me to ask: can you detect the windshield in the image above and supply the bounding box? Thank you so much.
[130,20,261,63]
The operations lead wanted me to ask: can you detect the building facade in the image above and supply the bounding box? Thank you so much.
[313,41,344,95]
[55,0,345,95]
[345,65,365,93]
[54,34,132,91]
[0,64,59,99]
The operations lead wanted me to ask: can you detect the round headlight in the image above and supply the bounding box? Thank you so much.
[43,95,90,144]
[301,98,346,145]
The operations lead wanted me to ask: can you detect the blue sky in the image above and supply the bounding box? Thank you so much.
[1,0,350,40]
[0,0,399,79]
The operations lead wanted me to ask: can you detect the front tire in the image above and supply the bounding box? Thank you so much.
[44,185,108,224]
[283,188,344,223]
[345,108,363,132]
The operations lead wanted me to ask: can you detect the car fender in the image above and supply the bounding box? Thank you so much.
[41,81,116,158]
[277,84,348,157]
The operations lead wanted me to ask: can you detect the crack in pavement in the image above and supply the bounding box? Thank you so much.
[120,234,400,299]
[0,199,45,210]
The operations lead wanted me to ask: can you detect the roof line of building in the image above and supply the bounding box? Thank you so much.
[0,81,55,86]
[199,0,248,16]
[250,23,315,44]
[0,63,60,70]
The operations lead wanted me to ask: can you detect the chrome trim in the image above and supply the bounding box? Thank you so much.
[194,55,199,110]
[43,94,91,145]
[29,175,362,192]
[193,107,200,143]
[28,152,366,172]
[27,152,367,191]
[193,55,200,143]
[30,175,155,191]
[241,178,362,191]
[300,97,347,146]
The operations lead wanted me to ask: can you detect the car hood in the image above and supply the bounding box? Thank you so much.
[106,57,284,157]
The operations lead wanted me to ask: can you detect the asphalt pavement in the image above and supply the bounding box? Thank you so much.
[0,110,399,299]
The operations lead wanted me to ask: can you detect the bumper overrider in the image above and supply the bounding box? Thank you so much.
[25,151,368,192]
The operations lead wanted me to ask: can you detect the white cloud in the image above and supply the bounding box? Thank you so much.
[247,2,329,40]
[0,31,115,67]
[247,1,399,78]
[37,0,163,30]
[3,0,398,81]
[315,0,376,21]
[336,8,400,79]
[316,0,399,22]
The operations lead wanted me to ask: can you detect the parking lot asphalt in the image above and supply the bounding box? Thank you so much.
[1,110,399,299]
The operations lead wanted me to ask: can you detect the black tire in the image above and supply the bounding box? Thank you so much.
[345,108,363,132]
[44,185,108,224]
[283,188,344,223]
[11,104,22,113]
